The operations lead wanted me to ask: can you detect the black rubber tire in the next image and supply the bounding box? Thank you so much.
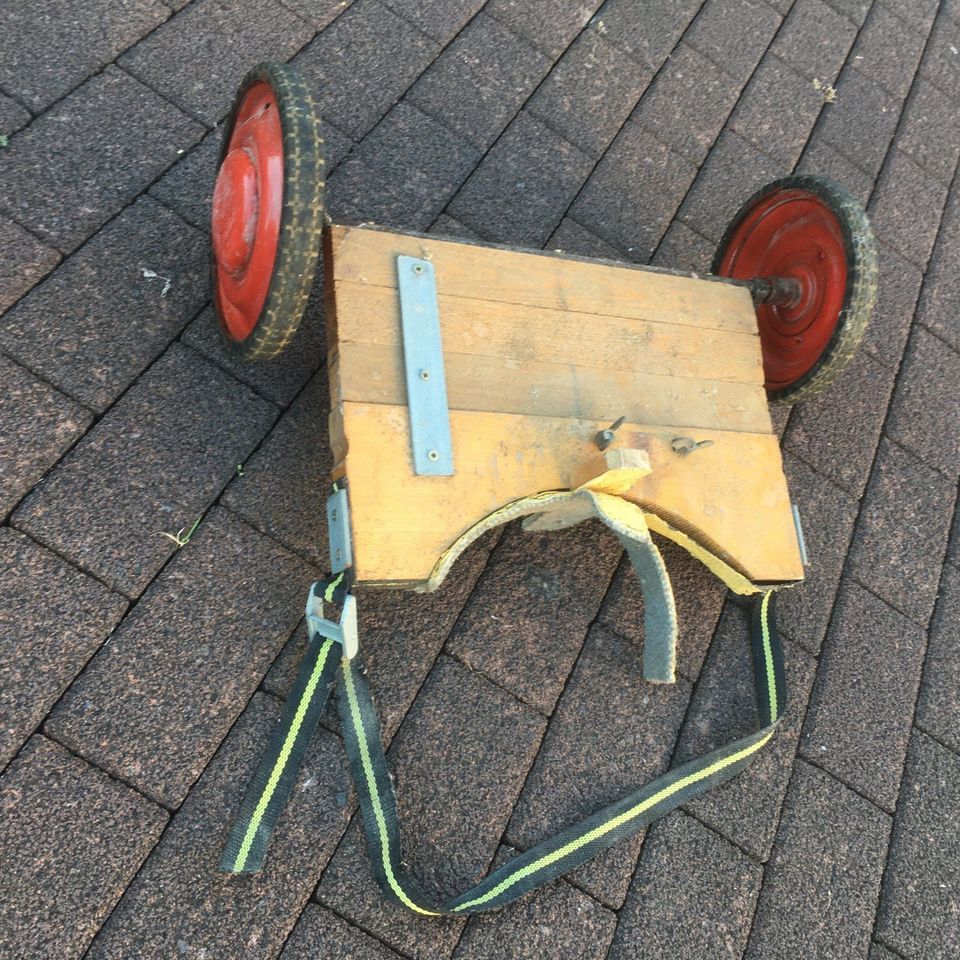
[213,62,325,361]
[712,175,878,405]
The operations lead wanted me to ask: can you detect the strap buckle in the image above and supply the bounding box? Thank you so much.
[305,581,359,660]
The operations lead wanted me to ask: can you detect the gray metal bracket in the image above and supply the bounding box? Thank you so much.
[792,503,809,567]
[396,255,455,476]
[327,486,352,573]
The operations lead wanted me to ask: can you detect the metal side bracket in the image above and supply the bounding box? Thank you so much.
[396,255,454,476]
[327,486,352,573]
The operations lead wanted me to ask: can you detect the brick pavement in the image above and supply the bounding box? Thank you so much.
[1,0,958,957]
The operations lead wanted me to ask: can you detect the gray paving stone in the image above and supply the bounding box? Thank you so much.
[631,43,742,165]
[0,197,208,411]
[507,626,692,907]
[221,369,330,567]
[676,129,783,244]
[149,126,223,231]
[13,342,277,597]
[278,0,355,29]
[885,325,960,477]
[281,904,402,959]
[599,537,726,681]
[429,214,482,240]
[876,730,960,959]
[382,0,483,43]
[87,693,352,960]
[589,0,701,72]
[686,0,782,82]
[0,528,127,767]
[446,519,622,713]
[120,0,314,125]
[896,79,960,186]
[651,219,714,273]
[0,92,30,137]
[778,453,860,654]
[861,243,923,370]
[572,121,698,260]
[770,0,859,81]
[408,13,550,151]
[675,604,818,859]
[487,0,604,58]
[797,138,876,207]
[917,186,960,352]
[915,561,960,752]
[316,656,546,960]
[849,2,927,99]
[0,0,168,112]
[744,760,891,960]
[448,112,593,246]
[847,438,957,624]
[885,0,939,34]
[0,735,168,959]
[0,67,203,252]
[869,942,900,960]
[46,507,314,806]
[950,505,960,564]
[528,25,650,159]
[547,217,624,259]
[800,579,927,810]
[815,66,902,179]
[918,13,960,103]
[729,54,826,166]
[0,357,92,519]
[0,253,45,330]
[870,148,950,269]
[783,346,896,497]
[609,810,763,960]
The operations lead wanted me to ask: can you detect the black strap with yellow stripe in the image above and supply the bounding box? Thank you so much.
[221,581,785,914]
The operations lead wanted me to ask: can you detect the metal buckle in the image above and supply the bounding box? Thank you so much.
[304,582,359,660]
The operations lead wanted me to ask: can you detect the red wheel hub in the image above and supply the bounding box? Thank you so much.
[212,82,284,342]
[715,188,848,390]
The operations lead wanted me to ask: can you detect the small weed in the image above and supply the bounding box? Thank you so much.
[0,135,9,148]
[236,463,245,477]
[812,78,838,103]
[161,516,202,549]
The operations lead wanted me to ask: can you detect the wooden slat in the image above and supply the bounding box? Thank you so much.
[327,224,758,335]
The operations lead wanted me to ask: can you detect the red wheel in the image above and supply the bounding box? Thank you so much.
[713,176,877,404]
[212,63,324,360]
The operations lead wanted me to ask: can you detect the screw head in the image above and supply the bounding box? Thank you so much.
[427,450,439,462]
[335,548,342,561]
[419,369,430,381]
[331,509,338,521]
[412,263,425,275]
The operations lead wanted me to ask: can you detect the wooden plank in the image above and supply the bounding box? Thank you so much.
[330,341,773,433]
[331,280,765,385]
[331,402,804,587]
[327,224,758,335]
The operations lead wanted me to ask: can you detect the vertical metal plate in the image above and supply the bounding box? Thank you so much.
[396,255,455,476]
[327,487,352,573]
[792,503,809,566]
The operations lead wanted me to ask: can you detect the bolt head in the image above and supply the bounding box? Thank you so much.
[419,369,431,381]
[427,450,439,461]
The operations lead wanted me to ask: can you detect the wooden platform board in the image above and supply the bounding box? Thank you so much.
[324,224,805,588]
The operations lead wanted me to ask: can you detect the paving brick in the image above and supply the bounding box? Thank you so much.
[87,693,352,960]
[572,122,698,260]
[847,438,956,624]
[46,507,314,806]
[674,604,817,859]
[918,13,960,103]
[815,67,902,179]
[800,579,926,810]
[631,43,742,165]
[849,3,927,100]
[429,214,482,240]
[0,91,30,137]
[729,54,826,167]
[13,342,277,596]
[744,760,891,960]
[0,736,168,959]
[797,138,876,207]
[120,0,313,125]
[650,219,715,273]
[860,243,923,370]
[822,0,873,25]
[316,656,546,960]
[0,0,168,112]
[783,346,896,497]
[950,505,960,564]
[221,369,330,566]
[0,356,91,518]
[771,0,859,81]
[885,0,939,34]
[0,528,127,767]
[915,563,960,752]
[452,857,617,960]
[408,13,550,151]
[917,187,960,352]
[547,217,624,259]
[609,810,763,960]
[685,0,782,82]
[897,79,960,186]
[885,325,960,477]
[507,626,691,907]
[448,112,593,246]
[676,130,783,244]
[383,0,483,44]
[870,943,900,960]
[0,222,49,304]
[279,0,355,29]
[148,127,222,230]
[599,537,726,681]
[0,198,208,411]
[487,0,604,58]
[876,730,960,959]
[778,453,860,654]
[0,67,203,252]
[528,25,649,160]
[446,519,622,713]
[589,0,701,72]
[282,904,402,959]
